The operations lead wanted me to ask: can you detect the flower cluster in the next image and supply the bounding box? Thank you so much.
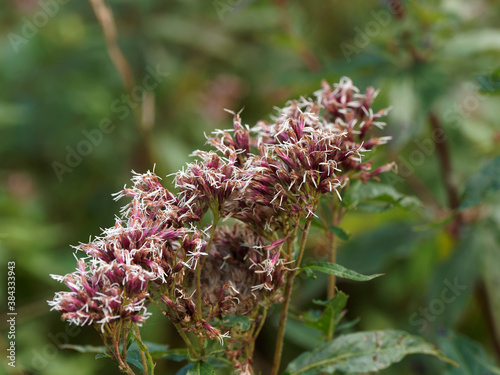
[49,259,152,330]
[209,77,394,234]
[49,78,394,374]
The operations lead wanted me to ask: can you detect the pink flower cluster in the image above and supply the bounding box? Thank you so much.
[49,78,393,372]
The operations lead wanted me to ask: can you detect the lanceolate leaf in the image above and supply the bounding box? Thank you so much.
[300,261,383,281]
[160,348,188,362]
[303,291,349,339]
[459,155,500,209]
[60,344,106,353]
[329,226,350,241]
[439,330,500,375]
[342,181,421,212]
[283,330,454,375]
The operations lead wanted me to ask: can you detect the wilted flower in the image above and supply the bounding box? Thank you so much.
[202,224,289,316]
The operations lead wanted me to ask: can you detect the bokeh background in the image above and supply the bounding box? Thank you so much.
[1,0,500,374]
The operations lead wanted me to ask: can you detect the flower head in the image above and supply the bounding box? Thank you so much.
[49,259,152,332]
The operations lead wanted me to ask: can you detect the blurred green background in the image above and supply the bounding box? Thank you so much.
[1,0,500,374]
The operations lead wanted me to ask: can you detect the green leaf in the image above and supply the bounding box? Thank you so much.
[93,342,167,372]
[422,227,478,332]
[185,361,216,375]
[482,221,500,354]
[335,317,360,333]
[300,261,383,281]
[477,68,500,95]
[329,226,350,241]
[439,331,500,375]
[337,222,417,275]
[176,363,194,375]
[125,350,146,374]
[283,315,325,350]
[311,219,350,241]
[311,217,326,231]
[95,353,112,360]
[283,330,454,375]
[459,155,500,209]
[303,291,349,339]
[214,314,251,331]
[303,267,317,279]
[343,181,421,213]
[130,332,156,375]
[59,344,106,353]
[141,341,173,358]
[160,348,189,362]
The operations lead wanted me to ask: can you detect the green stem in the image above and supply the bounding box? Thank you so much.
[135,329,148,374]
[249,308,268,360]
[327,206,338,303]
[112,334,135,375]
[271,214,314,375]
[134,324,155,375]
[122,320,131,360]
[174,323,198,359]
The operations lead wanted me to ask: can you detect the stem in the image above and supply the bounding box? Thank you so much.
[88,0,156,167]
[271,215,314,375]
[270,271,294,375]
[327,213,338,301]
[327,202,339,303]
[134,324,155,375]
[99,332,114,360]
[295,217,313,268]
[428,113,460,211]
[249,309,268,359]
[477,281,500,361]
[174,323,199,359]
[122,321,131,360]
[113,335,135,375]
[428,112,463,238]
[135,332,148,375]
[88,0,135,93]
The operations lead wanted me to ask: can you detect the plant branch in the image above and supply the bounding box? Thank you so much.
[134,323,154,375]
[88,0,157,166]
[88,0,135,93]
[327,205,338,302]
[271,213,314,375]
[112,333,135,375]
[428,112,460,211]
[174,323,198,359]
[428,112,463,238]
